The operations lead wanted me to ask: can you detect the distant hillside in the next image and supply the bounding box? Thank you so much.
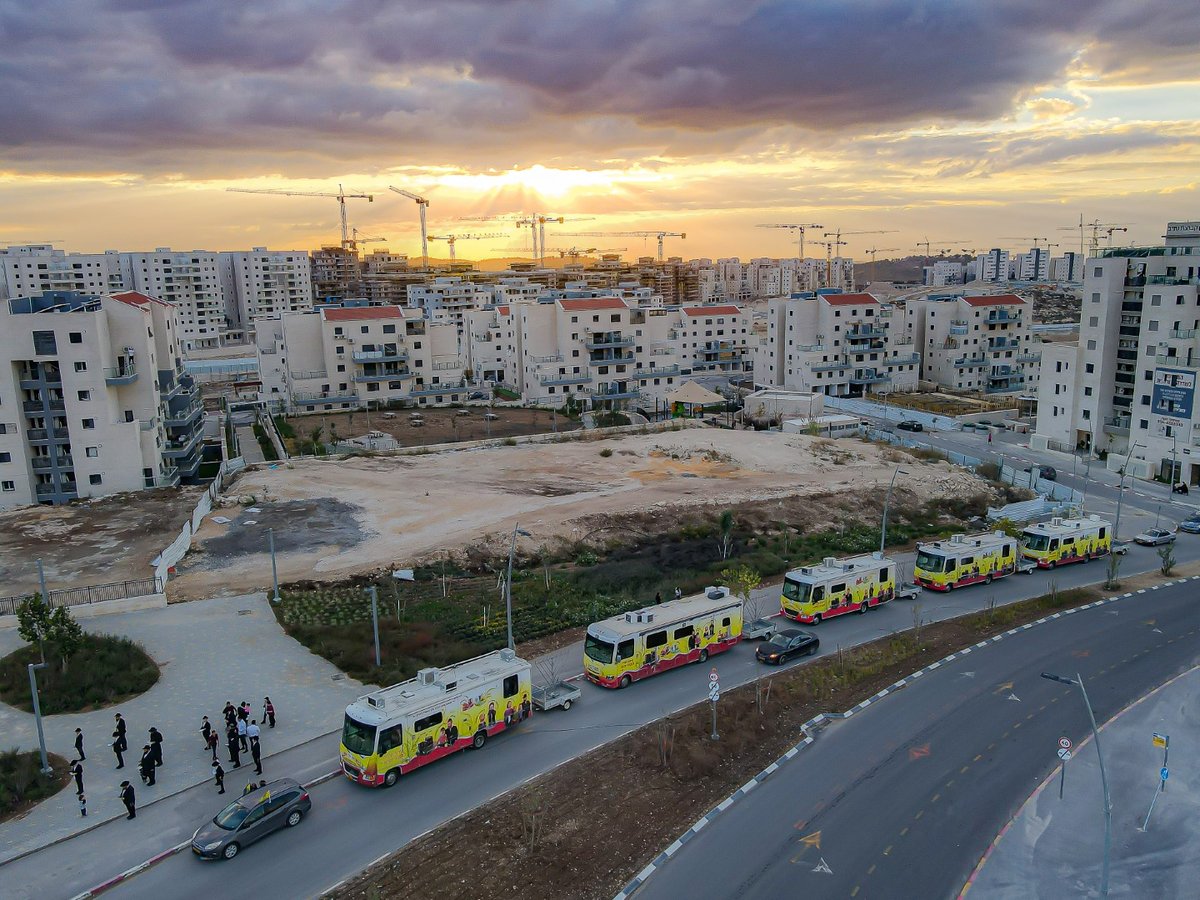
[864,254,973,285]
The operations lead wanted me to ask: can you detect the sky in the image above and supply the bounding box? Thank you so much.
[1,0,1198,263]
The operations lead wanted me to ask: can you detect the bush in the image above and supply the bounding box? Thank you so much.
[0,749,69,821]
[0,634,159,714]
[594,411,630,428]
[599,448,614,458]
[253,423,280,461]
[273,416,296,439]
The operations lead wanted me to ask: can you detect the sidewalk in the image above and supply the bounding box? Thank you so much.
[0,593,364,864]
[965,665,1200,898]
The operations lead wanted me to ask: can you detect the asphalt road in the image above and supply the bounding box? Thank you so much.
[630,578,1200,900]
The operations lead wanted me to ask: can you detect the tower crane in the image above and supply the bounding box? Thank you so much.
[756,223,825,258]
[387,187,431,269]
[1057,218,1133,256]
[915,237,968,258]
[226,184,373,249]
[513,215,596,265]
[348,228,386,253]
[1002,236,1052,249]
[863,247,899,285]
[427,233,507,261]
[557,231,686,262]
[823,229,895,289]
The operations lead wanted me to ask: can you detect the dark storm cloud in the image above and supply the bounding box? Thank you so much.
[0,0,1193,174]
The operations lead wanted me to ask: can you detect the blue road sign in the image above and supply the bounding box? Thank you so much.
[1161,767,1169,781]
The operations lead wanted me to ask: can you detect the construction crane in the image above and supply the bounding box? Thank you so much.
[756,223,825,258]
[822,229,895,289]
[226,184,373,249]
[556,246,625,259]
[1002,236,1053,249]
[915,237,968,258]
[1057,217,1133,256]
[347,228,386,253]
[387,187,431,269]
[558,231,686,262]
[512,215,596,265]
[427,233,507,261]
[863,247,899,285]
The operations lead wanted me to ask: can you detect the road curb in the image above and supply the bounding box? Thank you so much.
[612,579,1189,900]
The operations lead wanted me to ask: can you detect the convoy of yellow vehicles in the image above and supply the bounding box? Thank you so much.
[341,515,1118,786]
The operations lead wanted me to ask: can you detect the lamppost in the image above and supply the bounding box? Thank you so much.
[880,467,910,554]
[27,662,52,775]
[506,523,532,651]
[1042,671,1111,897]
[269,528,281,604]
[1113,440,1145,543]
[365,585,381,667]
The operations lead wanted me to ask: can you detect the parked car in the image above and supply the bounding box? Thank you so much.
[755,628,819,665]
[1179,515,1200,534]
[1133,527,1176,547]
[191,778,310,860]
[897,420,923,432]
[468,391,486,400]
[1024,464,1057,481]
[742,617,780,641]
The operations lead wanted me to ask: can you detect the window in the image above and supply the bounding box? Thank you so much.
[74,361,87,372]
[1091,293,1100,303]
[69,332,83,344]
[673,624,694,641]
[1094,267,1102,277]
[1145,370,1153,380]
[361,325,369,334]
[1151,295,1162,306]
[86,447,98,458]
[1140,419,1149,429]
[1084,387,1093,396]
[646,630,668,650]
[89,474,102,485]
[1088,316,1098,327]
[1085,363,1095,374]
[33,331,56,354]
[503,674,519,698]
[383,324,396,334]
[378,725,403,753]
[1,481,12,492]
[81,418,95,429]
[77,390,90,401]
[879,567,889,582]
[413,711,443,733]
[617,639,634,661]
[0,452,9,463]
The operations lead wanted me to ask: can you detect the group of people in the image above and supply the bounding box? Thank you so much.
[202,697,277,795]
[66,713,166,819]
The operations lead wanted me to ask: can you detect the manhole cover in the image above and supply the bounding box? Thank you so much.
[331,673,346,681]
[237,609,253,616]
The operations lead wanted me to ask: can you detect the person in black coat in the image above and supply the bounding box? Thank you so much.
[212,760,226,795]
[226,724,241,768]
[139,745,156,786]
[148,727,164,767]
[200,716,212,749]
[223,701,236,728]
[120,781,136,819]
[250,738,262,776]
[113,713,127,753]
[112,730,125,769]
[74,728,85,761]
[70,759,84,796]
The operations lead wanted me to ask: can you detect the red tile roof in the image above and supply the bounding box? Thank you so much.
[496,305,510,316]
[821,293,880,306]
[109,290,171,308]
[558,297,629,312]
[682,305,742,317]
[321,305,405,322]
[963,294,1026,307]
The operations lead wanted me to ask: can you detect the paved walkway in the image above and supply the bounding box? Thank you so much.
[235,425,265,463]
[967,665,1200,898]
[0,593,364,864]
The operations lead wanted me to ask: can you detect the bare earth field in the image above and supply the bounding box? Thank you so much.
[169,427,985,601]
[0,487,203,597]
[286,406,580,450]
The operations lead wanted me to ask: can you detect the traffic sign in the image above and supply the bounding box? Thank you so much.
[709,668,719,683]
[1058,748,1072,761]
[1153,732,1169,749]
[1161,767,1169,781]
[1059,737,1072,750]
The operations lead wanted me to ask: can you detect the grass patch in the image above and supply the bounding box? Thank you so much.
[594,411,631,428]
[0,750,71,823]
[273,416,296,440]
[0,635,159,714]
[252,423,280,461]
[494,387,520,401]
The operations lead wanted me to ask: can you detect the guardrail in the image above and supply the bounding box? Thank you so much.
[0,577,162,617]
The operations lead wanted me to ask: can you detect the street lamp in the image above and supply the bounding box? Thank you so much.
[1042,671,1111,897]
[880,467,909,554]
[506,523,533,651]
[1113,440,1145,543]
[27,662,52,775]
[268,528,281,604]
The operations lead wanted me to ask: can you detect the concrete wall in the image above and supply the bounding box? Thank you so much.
[0,592,166,629]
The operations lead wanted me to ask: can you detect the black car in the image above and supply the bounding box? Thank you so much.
[755,628,819,665]
[897,420,923,432]
[191,778,311,860]
[1024,464,1057,481]
[468,391,486,400]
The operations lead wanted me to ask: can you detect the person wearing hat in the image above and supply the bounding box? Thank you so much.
[120,781,136,819]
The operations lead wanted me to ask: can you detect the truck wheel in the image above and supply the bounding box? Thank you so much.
[562,699,572,711]
[810,614,821,625]
[699,649,709,663]
[619,675,631,689]
[383,768,399,788]
[472,730,487,750]
[859,601,869,614]
[985,574,993,585]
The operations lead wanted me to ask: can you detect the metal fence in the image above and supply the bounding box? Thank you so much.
[0,576,162,617]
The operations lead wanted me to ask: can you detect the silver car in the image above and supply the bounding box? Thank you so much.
[1134,528,1176,547]
[191,778,310,860]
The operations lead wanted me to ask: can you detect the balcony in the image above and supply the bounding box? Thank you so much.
[353,370,413,383]
[540,374,592,386]
[588,353,636,366]
[18,369,62,390]
[104,364,138,386]
[849,371,889,385]
[1016,352,1041,364]
[531,354,563,364]
[36,482,77,499]
[950,321,969,335]
[1125,276,1147,288]
[1169,328,1197,340]
[953,356,987,368]
[162,430,203,458]
[988,338,1019,351]
[288,370,329,381]
[145,466,181,489]
[31,455,73,470]
[353,349,408,363]
[27,427,69,443]
[810,359,846,372]
[585,334,635,350]
[845,327,886,341]
[1103,417,1130,436]
[987,310,1020,322]
[163,401,204,427]
[293,390,359,405]
[887,353,920,367]
[23,399,65,413]
[1148,275,1200,286]
[892,337,914,346]
[1156,355,1196,367]
[592,385,641,400]
[410,380,467,397]
[633,366,681,379]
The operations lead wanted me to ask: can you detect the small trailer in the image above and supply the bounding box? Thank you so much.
[532,681,581,712]
[894,582,923,601]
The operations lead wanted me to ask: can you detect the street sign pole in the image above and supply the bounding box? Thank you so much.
[709,667,720,741]
[1057,738,1072,800]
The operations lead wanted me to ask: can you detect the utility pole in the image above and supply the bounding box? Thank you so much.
[269,528,281,604]
[37,558,49,605]
[28,662,52,775]
[880,466,909,554]
[365,585,381,667]
[505,524,532,651]
[1113,441,1144,542]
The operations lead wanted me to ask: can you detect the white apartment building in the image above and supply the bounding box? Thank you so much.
[218,249,313,338]
[905,293,1040,395]
[1030,342,1079,450]
[406,276,495,334]
[1016,247,1051,282]
[0,246,125,299]
[975,249,1011,283]
[1032,221,1200,483]
[924,261,965,287]
[1051,252,1085,283]
[755,293,919,397]
[118,250,227,350]
[0,290,204,509]
[256,304,465,413]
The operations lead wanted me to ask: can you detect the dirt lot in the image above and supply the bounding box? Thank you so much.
[285,406,580,451]
[169,427,988,601]
[0,487,203,597]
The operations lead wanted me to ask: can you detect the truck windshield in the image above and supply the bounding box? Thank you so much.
[584,633,615,664]
[782,578,812,603]
[915,550,946,573]
[1023,532,1050,551]
[341,714,377,756]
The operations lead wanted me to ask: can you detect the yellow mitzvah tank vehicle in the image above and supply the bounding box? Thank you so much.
[1021,515,1112,568]
[780,552,898,625]
[914,531,1017,591]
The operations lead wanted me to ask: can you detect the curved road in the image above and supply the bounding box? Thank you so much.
[629,578,1200,900]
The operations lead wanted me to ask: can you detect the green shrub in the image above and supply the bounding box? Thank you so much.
[273,416,296,439]
[599,448,613,458]
[253,423,280,461]
[0,634,159,714]
[0,749,69,821]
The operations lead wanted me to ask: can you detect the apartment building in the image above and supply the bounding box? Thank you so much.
[0,246,125,298]
[924,261,965,287]
[1016,247,1050,282]
[755,293,919,397]
[118,250,227,350]
[218,249,313,338]
[406,276,494,334]
[0,290,204,509]
[255,305,465,413]
[975,249,1011,283]
[1051,252,1085,283]
[1032,221,1200,483]
[905,293,1040,395]
[311,246,363,300]
[1030,342,1079,450]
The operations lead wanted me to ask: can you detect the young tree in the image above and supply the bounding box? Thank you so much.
[720,564,763,619]
[16,594,52,663]
[717,510,735,560]
[1158,543,1176,577]
[47,605,84,673]
[1105,551,1123,590]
